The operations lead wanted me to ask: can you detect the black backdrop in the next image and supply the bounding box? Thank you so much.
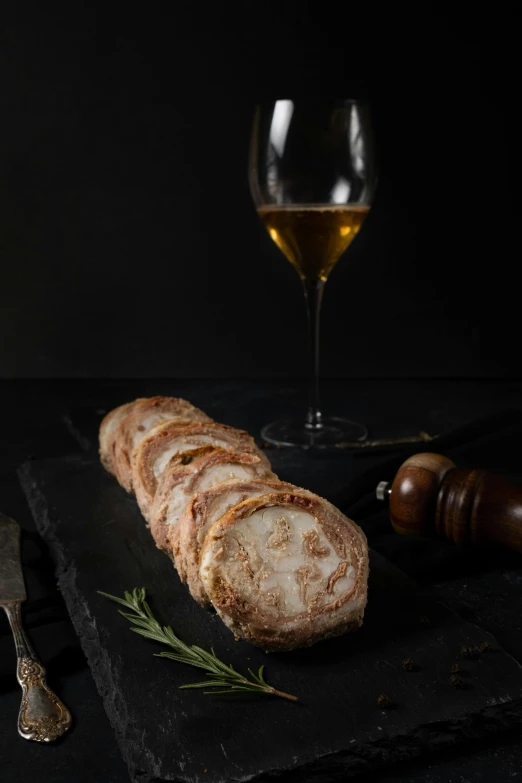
[0,4,517,379]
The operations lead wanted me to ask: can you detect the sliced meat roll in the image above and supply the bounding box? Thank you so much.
[200,491,369,652]
[179,478,300,606]
[150,450,275,559]
[99,401,136,475]
[113,396,212,492]
[132,420,267,522]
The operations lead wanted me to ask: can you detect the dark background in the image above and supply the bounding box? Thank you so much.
[0,4,517,379]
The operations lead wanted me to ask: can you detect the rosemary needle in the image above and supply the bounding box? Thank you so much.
[98,587,297,702]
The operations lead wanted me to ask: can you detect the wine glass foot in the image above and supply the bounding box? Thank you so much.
[261,416,368,449]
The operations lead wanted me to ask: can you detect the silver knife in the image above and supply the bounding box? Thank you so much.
[0,513,72,742]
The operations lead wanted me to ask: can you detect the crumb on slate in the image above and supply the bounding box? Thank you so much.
[377,693,392,709]
[450,673,464,688]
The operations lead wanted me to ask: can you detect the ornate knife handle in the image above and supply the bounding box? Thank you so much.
[2,601,72,742]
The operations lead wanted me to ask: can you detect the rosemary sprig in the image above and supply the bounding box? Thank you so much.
[98,587,297,702]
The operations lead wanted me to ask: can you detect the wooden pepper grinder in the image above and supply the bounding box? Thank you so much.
[376,452,522,555]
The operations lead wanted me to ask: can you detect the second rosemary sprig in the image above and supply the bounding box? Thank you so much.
[98,587,297,702]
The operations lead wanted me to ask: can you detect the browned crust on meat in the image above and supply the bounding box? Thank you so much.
[179,478,300,606]
[149,449,274,559]
[99,401,136,474]
[112,397,211,492]
[132,420,266,517]
[200,492,368,651]
[148,445,222,551]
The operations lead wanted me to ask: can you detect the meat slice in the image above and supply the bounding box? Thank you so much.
[99,401,136,475]
[132,420,267,522]
[200,491,369,651]
[179,478,300,606]
[150,450,275,560]
[112,396,212,492]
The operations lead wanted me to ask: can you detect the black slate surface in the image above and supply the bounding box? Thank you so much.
[18,455,522,783]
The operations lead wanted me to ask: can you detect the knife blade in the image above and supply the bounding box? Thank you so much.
[0,513,27,603]
[0,511,72,741]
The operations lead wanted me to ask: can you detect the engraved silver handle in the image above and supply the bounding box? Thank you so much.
[2,601,72,742]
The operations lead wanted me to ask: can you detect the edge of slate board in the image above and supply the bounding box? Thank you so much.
[18,457,522,783]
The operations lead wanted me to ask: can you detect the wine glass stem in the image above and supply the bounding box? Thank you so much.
[303,279,325,431]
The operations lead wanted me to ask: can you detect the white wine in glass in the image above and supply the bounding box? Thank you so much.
[249,98,377,447]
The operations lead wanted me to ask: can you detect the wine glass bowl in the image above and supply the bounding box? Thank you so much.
[249,99,377,447]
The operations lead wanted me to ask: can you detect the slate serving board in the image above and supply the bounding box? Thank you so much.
[19,456,522,783]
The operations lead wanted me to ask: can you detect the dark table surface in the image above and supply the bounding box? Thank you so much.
[2,378,522,783]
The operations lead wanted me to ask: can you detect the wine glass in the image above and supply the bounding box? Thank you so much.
[249,98,378,447]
